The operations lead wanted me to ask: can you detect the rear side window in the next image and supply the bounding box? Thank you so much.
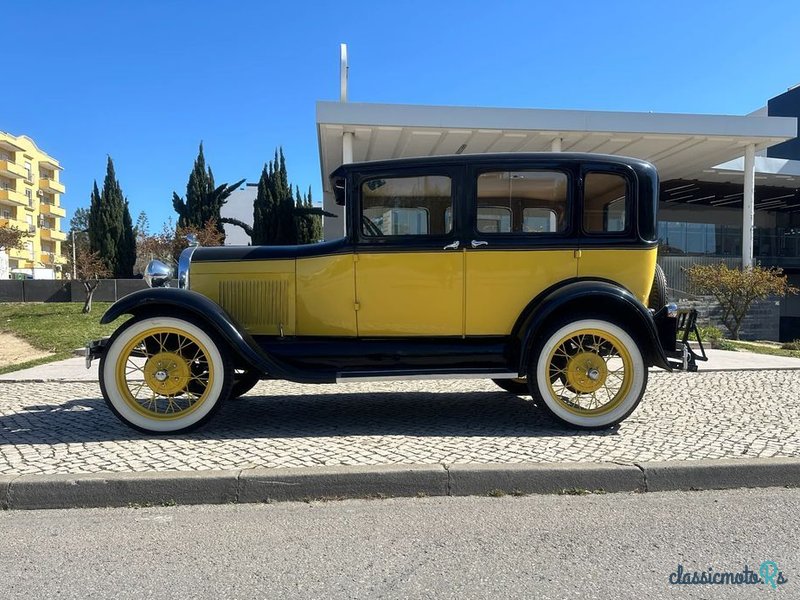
[583,172,627,233]
[476,170,568,234]
[361,175,452,237]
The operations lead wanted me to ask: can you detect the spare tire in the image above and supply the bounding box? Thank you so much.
[648,263,668,310]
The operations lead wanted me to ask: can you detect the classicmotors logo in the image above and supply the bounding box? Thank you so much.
[669,562,788,588]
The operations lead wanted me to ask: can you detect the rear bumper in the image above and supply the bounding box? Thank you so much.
[654,306,708,372]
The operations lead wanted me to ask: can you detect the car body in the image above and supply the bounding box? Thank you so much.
[90,153,705,434]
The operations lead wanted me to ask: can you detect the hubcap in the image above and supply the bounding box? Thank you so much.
[143,351,190,397]
[565,351,608,394]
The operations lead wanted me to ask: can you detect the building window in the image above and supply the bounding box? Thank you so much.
[24,161,32,181]
[25,189,33,207]
[361,175,452,237]
[27,241,34,261]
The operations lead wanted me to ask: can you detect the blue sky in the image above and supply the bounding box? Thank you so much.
[5,0,800,230]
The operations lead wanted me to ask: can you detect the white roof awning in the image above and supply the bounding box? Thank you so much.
[317,101,797,192]
[710,155,800,187]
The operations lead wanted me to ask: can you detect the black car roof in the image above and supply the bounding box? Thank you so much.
[330,152,657,179]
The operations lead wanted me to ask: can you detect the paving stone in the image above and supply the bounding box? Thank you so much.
[0,372,798,475]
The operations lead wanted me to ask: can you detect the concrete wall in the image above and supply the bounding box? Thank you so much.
[0,279,147,303]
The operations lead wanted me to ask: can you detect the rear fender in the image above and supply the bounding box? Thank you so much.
[513,280,672,373]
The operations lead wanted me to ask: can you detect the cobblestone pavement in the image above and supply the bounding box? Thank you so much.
[0,370,798,475]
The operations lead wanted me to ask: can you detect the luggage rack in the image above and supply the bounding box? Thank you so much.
[669,308,708,372]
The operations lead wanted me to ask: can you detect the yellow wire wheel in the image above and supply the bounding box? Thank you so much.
[532,319,646,428]
[100,317,232,433]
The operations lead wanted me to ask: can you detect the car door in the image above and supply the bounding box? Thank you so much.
[464,162,579,336]
[354,167,464,337]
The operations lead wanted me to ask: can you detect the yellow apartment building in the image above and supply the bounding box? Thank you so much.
[0,131,67,279]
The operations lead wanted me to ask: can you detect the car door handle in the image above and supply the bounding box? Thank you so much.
[443,241,460,250]
[471,240,488,248]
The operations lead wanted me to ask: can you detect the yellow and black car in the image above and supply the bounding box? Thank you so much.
[89,153,705,433]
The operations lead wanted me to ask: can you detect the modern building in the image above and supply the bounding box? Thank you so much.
[312,49,800,339]
[0,131,67,279]
[220,183,258,246]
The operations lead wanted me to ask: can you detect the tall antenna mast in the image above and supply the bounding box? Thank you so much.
[340,43,349,102]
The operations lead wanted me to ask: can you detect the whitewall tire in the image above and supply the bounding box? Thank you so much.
[529,318,647,429]
[100,316,233,434]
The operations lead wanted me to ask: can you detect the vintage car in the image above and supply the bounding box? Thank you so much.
[88,153,705,434]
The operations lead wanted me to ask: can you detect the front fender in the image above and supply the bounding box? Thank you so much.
[101,288,334,383]
[514,280,672,372]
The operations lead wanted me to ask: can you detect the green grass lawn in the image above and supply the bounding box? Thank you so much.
[720,339,800,359]
[0,302,125,374]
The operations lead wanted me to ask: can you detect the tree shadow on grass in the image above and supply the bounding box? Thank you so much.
[0,390,621,445]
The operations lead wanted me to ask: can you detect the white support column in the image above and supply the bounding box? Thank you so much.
[743,143,756,269]
[342,131,354,164]
[551,137,562,152]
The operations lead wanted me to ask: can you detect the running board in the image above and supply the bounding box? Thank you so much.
[335,370,520,383]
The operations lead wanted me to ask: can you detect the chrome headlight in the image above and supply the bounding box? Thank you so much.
[144,260,173,288]
[177,246,197,289]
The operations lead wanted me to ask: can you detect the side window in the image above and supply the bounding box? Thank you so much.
[476,170,568,234]
[583,172,627,233]
[361,175,452,237]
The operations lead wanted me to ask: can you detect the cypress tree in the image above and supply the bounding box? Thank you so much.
[295,186,308,244]
[273,148,297,245]
[88,181,101,251]
[306,187,322,243]
[237,147,327,246]
[172,142,244,241]
[251,164,276,245]
[119,200,135,277]
[88,157,135,277]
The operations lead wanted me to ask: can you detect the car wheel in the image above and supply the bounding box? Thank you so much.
[492,377,530,395]
[648,263,668,310]
[529,318,647,429]
[100,316,233,434]
[230,370,261,399]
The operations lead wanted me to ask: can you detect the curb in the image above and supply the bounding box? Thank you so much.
[2,457,799,510]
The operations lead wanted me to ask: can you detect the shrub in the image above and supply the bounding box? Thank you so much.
[685,263,797,340]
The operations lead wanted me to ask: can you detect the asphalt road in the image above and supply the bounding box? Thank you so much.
[0,488,796,599]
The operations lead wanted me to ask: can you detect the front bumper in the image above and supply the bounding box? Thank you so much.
[84,338,109,369]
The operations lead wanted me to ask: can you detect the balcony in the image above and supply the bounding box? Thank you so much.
[0,217,25,230]
[40,227,67,242]
[39,177,65,195]
[7,247,29,260]
[0,188,27,206]
[39,252,54,265]
[0,160,26,179]
[40,202,66,217]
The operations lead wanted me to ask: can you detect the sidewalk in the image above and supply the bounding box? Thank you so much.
[2,350,799,510]
[2,348,800,382]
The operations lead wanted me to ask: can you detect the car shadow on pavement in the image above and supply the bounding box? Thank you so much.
[0,391,621,445]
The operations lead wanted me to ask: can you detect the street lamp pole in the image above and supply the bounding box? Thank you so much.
[72,229,76,279]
